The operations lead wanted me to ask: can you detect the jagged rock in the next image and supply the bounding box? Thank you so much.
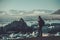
[3,18,34,34]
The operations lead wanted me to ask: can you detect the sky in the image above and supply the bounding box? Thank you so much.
[0,0,60,11]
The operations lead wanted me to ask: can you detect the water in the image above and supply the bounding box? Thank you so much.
[0,20,60,26]
[45,20,60,24]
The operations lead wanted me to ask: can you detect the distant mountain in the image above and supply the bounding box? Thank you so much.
[52,9,60,14]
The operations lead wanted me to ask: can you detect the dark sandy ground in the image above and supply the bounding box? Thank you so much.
[21,36,60,40]
[8,36,60,40]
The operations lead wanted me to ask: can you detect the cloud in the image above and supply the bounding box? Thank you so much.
[0,9,53,20]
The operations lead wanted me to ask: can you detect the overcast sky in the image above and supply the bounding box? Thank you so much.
[0,0,60,11]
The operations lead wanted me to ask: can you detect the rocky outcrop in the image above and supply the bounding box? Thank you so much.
[3,18,34,34]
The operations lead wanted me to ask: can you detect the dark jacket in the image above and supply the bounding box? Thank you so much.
[38,16,45,28]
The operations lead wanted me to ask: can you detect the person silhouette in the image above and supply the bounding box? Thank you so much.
[37,16,45,37]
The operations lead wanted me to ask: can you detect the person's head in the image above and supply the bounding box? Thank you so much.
[38,16,42,19]
[39,16,41,18]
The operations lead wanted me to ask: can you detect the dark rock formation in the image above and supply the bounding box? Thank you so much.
[48,23,60,34]
[3,18,34,34]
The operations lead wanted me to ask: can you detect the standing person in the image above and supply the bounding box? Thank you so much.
[37,16,45,37]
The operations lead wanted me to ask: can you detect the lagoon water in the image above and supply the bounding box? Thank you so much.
[26,20,60,27]
[0,20,60,26]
